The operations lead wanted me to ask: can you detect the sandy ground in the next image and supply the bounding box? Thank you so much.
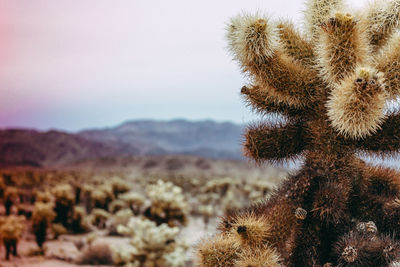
[0,217,216,267]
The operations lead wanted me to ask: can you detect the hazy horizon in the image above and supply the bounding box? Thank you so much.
[0,117,246,133]
[0,0,367,131]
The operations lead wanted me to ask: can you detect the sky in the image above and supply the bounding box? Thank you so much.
[0,0,367,132]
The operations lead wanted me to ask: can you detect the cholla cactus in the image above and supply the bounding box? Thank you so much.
[52,184,75,227]
[90,208,111,229]
[71,206,89,233]
[196,0,400,266]
[91,184,114,211]
[35,190,52,203]
[32,202,56,249]
[112,217,187,267]
[109,177,130,197]
[107,208,133,236]
[0,215,24,260]
[82,184,94,213]
[109,199,127,214]
[145,180,189,226]
[119,191,145,215]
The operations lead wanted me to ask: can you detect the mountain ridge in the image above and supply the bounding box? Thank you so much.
[0,119,245,167]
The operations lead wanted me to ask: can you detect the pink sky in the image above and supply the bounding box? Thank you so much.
[0,0,366,131]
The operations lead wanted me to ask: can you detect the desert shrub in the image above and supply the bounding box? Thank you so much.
[108,199,127,214]
[90,189,107,210]
[82,184,94,213]
[109,177,130,197]
[91,184,114,211]
[119,191,145,215]
[71,206,90,233]
[77,242,114,265]
[35,190,52,203]
[90,208,111,229]
[0,215,25,260]
[32,202,56,248]
[165,158,183,170]
[112,217,187,266]
[195,158,211,170]
[144,180,189,226]
[107,208,133,236]
[204,178,237,196]
[198,205,214,225]
[143,158,158,169]
[52,184,75,227]
[221,188,246,213]
[72,182,82,204]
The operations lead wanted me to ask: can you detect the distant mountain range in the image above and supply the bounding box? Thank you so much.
[0,119,245,167]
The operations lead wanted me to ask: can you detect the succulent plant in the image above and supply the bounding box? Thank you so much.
[70,206,90,233]
[32,202,56,249]
[52,184,75,227]
[90,208,111,229]
[145,180,189,226]
[112,217,187,266]
[109,177,130,197]
[119,191,145,215]
[0,215,25,260]
[196,0,400,265]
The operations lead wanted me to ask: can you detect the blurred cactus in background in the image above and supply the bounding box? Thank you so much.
[31,202,55,249]
[107,208,133,235]
[91,184,114,211]
[52,184,75,227]
[71,206,90,233]
[0,215,24,260]
[35,190,52,203]
[145,180,189,226]
[196,0,400,266]
[112,217,188,267]
[109,176,130,198]
[119,191,145,215]
[90,208,111,229]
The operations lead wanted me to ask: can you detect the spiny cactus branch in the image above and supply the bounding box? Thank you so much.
[227,14,320,107]
[355,112,400,156]
[243,121,308,164]
[241,84,309,118]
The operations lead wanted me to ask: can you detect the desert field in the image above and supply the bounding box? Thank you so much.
[0,155,287,267]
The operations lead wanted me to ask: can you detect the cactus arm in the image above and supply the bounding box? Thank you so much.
[241,84,309,118]
[243,121,308,164]
[227,13,320,107]
[375,33,400,98]
[326,67,388,138]
[276,21,316,67]
[303,0,344,41]
[354,112,400,156]
[365,0,400,52]
[316,13,370,85]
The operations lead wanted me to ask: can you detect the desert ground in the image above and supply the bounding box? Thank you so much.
[0,155,287,266]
